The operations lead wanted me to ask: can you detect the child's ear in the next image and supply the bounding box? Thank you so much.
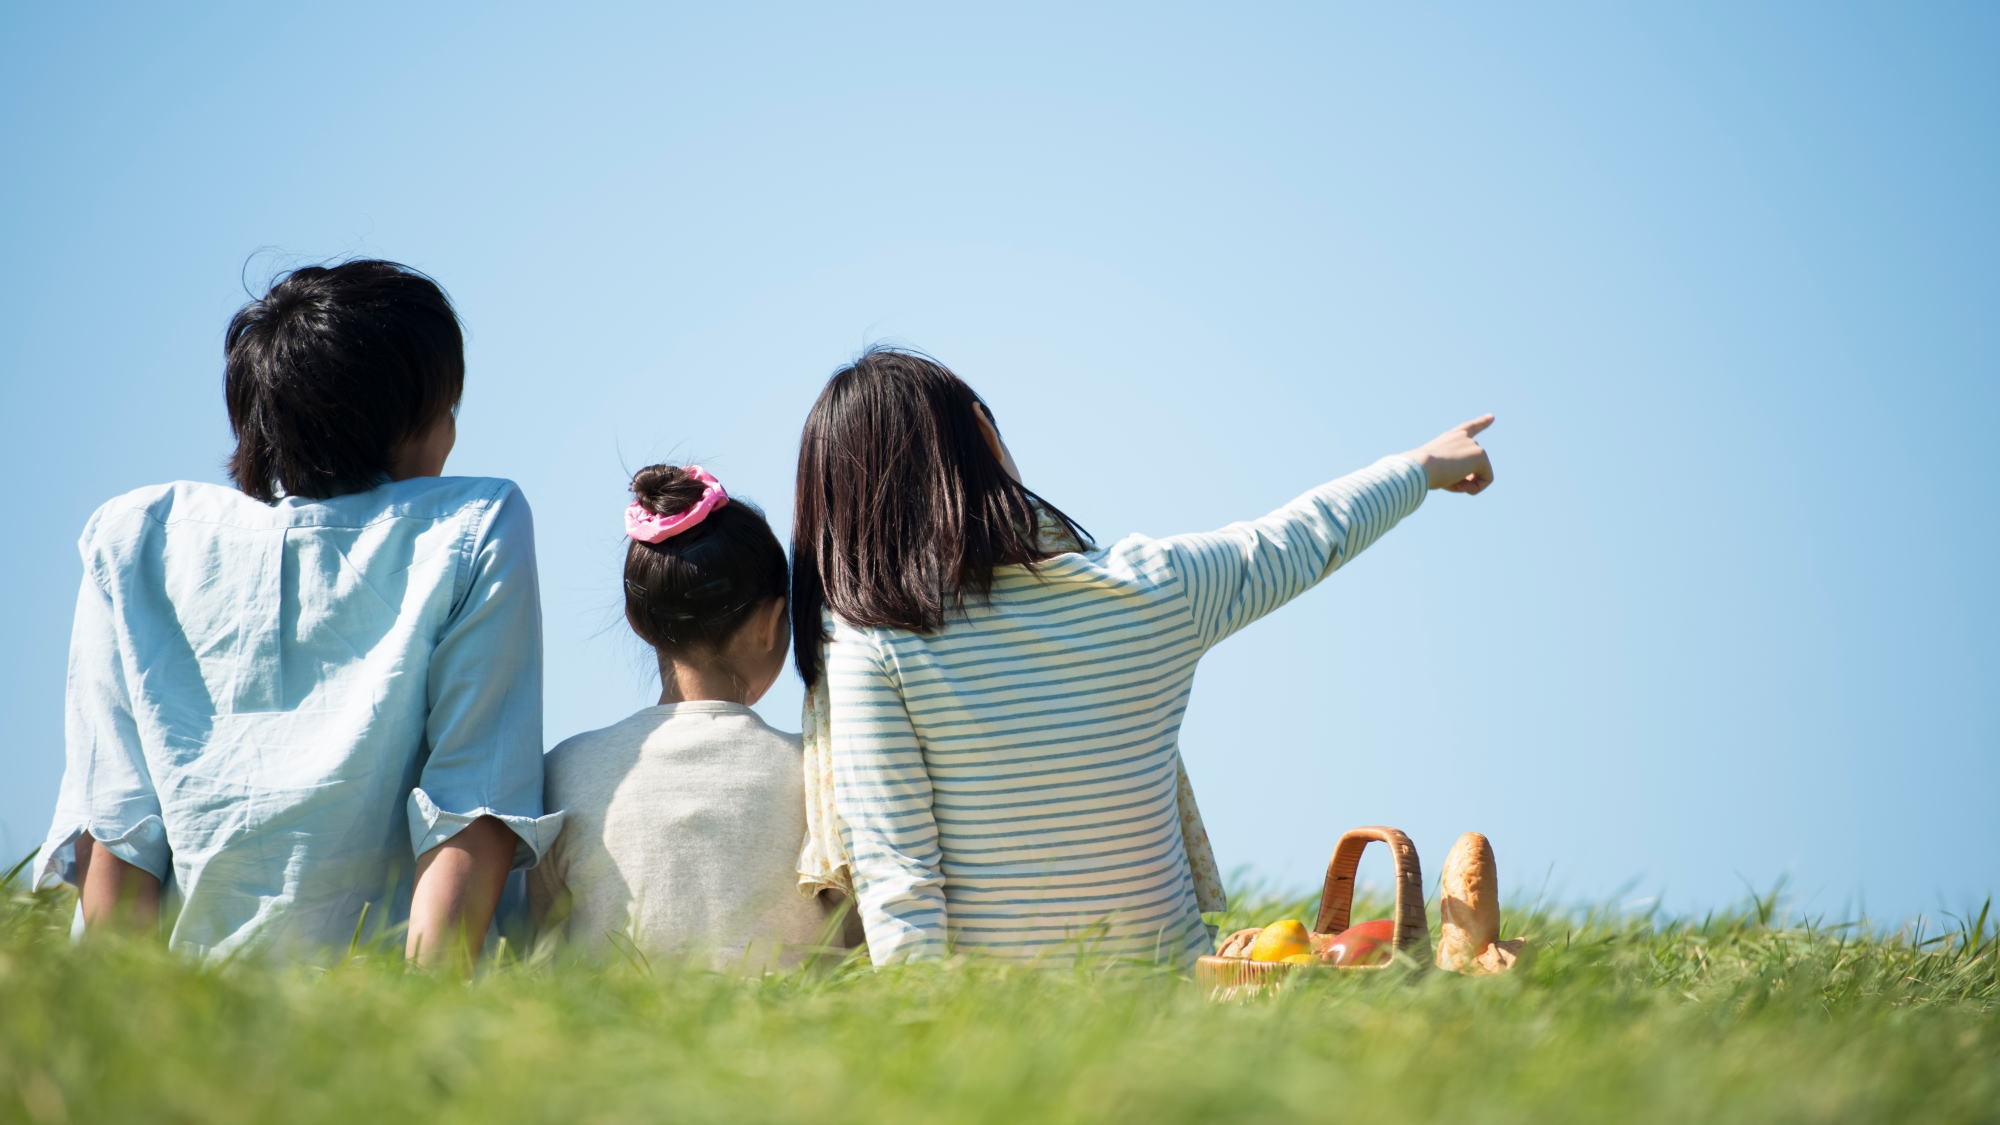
[759,596,790,655]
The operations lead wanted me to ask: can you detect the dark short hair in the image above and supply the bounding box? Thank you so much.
[625,464,789,654]
[223,259,464,503]
[790,347,1091,685]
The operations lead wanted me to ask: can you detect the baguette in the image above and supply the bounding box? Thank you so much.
[1216,928,1262,959]
[1435,831,1501,972]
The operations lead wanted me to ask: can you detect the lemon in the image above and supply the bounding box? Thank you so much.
[1248,918,1312,962]
[1280,953,1315,965]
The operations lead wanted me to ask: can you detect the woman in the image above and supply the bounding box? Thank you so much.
[791,347,1495,965]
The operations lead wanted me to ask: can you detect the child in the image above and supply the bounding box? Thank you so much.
[793,348,1495,966]
[35,260,560,967]
[530,465,847,970]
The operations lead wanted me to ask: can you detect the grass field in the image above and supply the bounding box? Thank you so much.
[2,871,1994,1125]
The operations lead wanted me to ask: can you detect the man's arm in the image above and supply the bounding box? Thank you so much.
[406,815,514,972]
[77,837,161,933]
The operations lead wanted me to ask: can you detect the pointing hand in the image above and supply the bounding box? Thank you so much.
[1404,415,1496,495]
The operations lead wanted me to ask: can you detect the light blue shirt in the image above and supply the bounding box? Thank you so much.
[36,475,561,960]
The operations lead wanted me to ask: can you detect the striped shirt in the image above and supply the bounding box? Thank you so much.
[825,455,1428,965]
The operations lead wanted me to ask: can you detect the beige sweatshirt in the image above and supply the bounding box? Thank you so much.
[530,701,848,971]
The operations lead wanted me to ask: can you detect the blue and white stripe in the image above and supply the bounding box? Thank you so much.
[826,455,1428,965]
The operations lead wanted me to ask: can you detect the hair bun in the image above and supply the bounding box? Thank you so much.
[630,463,710,517]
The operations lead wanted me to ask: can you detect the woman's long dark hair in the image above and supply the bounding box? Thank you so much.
[791,348,1091,685]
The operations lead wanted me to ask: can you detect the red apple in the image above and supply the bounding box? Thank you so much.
[1319,919,1395,966]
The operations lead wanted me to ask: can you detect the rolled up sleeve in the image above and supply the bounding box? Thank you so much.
[38,570,171,890]
[407,484,562,869]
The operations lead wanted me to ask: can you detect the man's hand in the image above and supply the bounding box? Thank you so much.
[1404,414,1497,494]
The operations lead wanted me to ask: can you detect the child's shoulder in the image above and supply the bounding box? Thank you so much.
[545,707,800,809]
[728,705,802,750]
[548,705,799,766]
[567,703,798,741]
[546,711,650,764]
[543,707,675,765]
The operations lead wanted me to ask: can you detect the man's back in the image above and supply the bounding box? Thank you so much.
[40,474,555,959]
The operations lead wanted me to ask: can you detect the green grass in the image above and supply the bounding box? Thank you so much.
[1,873,1994,1125]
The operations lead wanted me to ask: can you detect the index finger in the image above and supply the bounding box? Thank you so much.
[1459,414,1495,437]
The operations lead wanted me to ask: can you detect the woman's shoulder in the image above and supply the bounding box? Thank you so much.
[1069,532,1184,587]
[821,609,905,649]
[820,614,906,671]
[980,534,1182,598]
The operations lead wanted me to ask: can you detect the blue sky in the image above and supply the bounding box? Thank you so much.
[3,2,1994,926]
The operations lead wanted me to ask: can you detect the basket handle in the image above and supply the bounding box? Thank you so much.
[1314,826,1431,956]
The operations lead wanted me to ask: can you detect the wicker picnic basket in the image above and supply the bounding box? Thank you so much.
[1195,826,1432,988]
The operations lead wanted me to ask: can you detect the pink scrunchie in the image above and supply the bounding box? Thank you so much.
[625,466,729,543]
